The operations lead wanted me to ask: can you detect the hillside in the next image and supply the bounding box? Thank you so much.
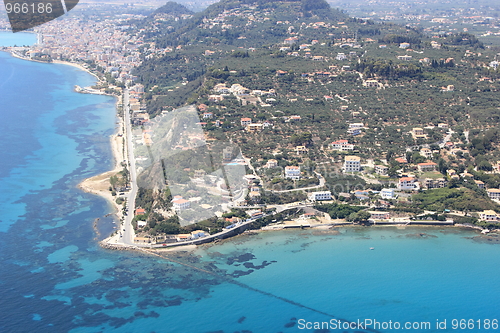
[127,0,500,233]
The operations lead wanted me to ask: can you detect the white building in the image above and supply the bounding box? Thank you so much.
[265,159,278,168]
[380,188,397,199]
[398,177,417,190]
[374,165,389,176]
[172,196,191,211]
[487,189,500,201]
[213,83,229,93]
[308,191,332,201]
[397,55,413,61]
[330,139,354,151]
[479,210,498,221]
[285,166,301,180]
[336,53,347,61]
[240,117,252,126]
[369,211,391,220]
[343,156,361,172]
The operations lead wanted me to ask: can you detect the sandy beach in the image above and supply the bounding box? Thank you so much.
[52,59,101,80]
[78,110,125,220]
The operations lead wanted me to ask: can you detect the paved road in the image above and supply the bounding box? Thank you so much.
[119,89,138,246]
[266,171,326,193]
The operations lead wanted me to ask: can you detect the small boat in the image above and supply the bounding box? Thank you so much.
[370,247,375,250]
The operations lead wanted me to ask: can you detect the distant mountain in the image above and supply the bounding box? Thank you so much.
[152,1,194,16]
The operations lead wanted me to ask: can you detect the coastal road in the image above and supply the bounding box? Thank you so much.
[120,89,138,246]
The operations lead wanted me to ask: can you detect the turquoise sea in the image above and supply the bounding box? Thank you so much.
[0,32,499,333]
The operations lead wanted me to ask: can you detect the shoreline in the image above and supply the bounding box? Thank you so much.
[1,48,126,224]
[2,49,497,254]
[52,59,101,80]
[78,97,125,224]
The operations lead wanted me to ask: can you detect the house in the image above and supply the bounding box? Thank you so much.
[479,210,499,221]
[295,146,308,154]
[395,157,408,164]
[230,84,247,95]
[330,140,354,151]
[420,148,433,159]
[348,123,364,136]
[284,37,298,45]
[134,236,151,243]
[191,230,208,239]
[412,127,426,139]
[447,169,457,177]
[213,83,229,93]
[135,208,146,216]
[398,177,417,190]
[137,221,147,228]
[197,104,208,112]
[349,122,364,129]
[223,147,233,162]
[240,117,252,126]
[308,191,332,201]
[397,55,413,61]
[343,156,361,172]
[194,169,206,178]
[380,188,397,199]
[423,178,447,189]
[474,180,485,189]
[374,165,389,176]
[208,95,224,102]
[369,211,390,220]
[336,53,347,60]
[265,159,278,168]
[276,70,288,76]
[247,123,263,133]
[175,234,192,242]
[249,191,261,202]
[354,190,370,200]
[203,112,213,119]
[417,162,438,172]
[348,128,361,136]
[431,41,441,49]
[172,197,190,211]
[399,42,410,49]
[487,189,500,201]
[363,79,379,88]
[285,166,301,180]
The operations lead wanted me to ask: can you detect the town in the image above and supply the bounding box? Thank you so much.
[2,0,499,248]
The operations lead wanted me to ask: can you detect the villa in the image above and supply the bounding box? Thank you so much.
[308,191,332,201]
[398,177,417,190]
[285,166,301,180]
[479,210,499,222]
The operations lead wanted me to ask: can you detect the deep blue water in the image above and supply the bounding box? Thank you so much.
[0,31,37,46]
[0,34,499,333]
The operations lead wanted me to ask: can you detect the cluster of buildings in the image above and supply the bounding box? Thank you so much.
[210,83,276,107]
[27,16,144,86]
